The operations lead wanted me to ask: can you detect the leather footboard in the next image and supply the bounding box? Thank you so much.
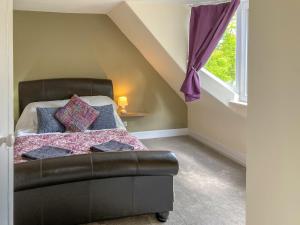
[14,151,179,225]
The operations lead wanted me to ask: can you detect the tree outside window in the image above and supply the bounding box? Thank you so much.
[205,16,237,85]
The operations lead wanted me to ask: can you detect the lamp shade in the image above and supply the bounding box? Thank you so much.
[118,96,128,107]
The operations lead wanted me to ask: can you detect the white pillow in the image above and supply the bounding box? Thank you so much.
[15,96,125,136]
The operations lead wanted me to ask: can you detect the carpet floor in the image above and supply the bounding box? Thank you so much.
[85,136,246,225]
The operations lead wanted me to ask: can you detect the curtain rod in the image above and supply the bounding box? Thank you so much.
[187,0,232,7]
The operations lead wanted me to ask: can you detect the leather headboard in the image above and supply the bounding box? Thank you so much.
[19,78,114,115]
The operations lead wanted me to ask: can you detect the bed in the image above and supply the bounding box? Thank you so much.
[14,78,179,225]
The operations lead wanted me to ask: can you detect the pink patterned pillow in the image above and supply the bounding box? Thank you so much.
[55,95,100,132]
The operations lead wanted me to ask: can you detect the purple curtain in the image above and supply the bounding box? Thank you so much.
[180,0,240,102]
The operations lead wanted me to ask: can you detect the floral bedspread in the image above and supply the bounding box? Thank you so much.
[14,129,147,164]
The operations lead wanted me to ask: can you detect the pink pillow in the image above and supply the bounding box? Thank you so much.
[55,95,99,132]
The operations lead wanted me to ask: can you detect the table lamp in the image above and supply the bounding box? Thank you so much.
[118,96,128,114]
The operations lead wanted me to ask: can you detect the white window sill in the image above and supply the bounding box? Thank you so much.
[199,69,247,118]
[230,100,247,107]
[229,100,247,117]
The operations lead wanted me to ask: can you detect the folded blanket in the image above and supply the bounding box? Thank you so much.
[90,140,134,152]
[22,146,73,160]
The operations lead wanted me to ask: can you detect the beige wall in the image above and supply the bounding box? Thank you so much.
[109,2,189,99]
[247,1,300,225]
[189,91,246,158]
[110,2,246,160]
[13,11,187,132]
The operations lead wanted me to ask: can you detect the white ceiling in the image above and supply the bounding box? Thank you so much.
[13,0,225,14]
[14,0,123,14]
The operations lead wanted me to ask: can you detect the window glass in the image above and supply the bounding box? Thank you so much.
[205,16,237,86]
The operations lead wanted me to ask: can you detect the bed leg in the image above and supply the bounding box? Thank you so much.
[156,212,169,222]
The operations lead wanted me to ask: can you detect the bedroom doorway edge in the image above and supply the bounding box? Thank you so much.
[0,0,14,224]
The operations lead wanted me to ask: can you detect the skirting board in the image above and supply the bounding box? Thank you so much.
[131,128,188,140]
[189,131,246,166]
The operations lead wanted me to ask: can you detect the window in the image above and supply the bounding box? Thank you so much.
[204,0,249,102]
[205,15,237,85]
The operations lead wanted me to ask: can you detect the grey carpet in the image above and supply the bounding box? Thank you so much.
[85,136,246,225]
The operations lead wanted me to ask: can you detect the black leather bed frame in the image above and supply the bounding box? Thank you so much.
[15,78,179,225]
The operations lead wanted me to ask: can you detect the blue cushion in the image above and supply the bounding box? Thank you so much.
[37,107,65,134]
[89,105,117,130]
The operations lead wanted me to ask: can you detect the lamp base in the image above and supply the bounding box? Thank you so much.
[119,107,127,115]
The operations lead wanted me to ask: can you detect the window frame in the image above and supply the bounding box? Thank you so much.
[235,0,249,102]
[202,0,249,103]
